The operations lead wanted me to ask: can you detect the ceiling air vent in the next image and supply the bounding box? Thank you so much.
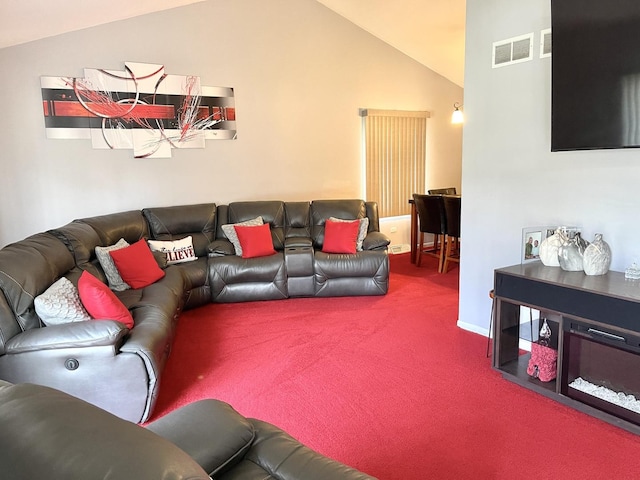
[540,28,552,58]
[492,33,534,68]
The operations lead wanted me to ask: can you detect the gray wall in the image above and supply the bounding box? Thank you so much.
[0,0,462,247]
[459,0,640,335]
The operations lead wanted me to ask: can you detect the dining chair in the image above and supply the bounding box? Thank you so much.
[442,195,461,273]
[412,194,447,271]
[427,187,457,195]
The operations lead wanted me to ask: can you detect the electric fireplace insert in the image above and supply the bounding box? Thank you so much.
[561,318,640,426]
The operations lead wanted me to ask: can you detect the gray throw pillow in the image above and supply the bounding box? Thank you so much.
[221,216,264,256]
[95,238,131,291]
[34,277,92,326]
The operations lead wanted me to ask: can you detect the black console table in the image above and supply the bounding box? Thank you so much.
[493,262,640,435]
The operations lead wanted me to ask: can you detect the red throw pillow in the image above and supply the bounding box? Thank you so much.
[322,219,359,254]
[234,223,277,259]
[77,270,134,329]
[109,239,165,289]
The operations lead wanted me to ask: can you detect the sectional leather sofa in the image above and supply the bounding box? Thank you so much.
[0,199,389,423]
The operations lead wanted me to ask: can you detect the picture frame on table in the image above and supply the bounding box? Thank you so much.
[521,226,555,264]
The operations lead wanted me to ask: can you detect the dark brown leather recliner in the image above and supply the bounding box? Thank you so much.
[0,381,376,480]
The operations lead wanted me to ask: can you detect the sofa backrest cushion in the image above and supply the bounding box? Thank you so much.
[310,199,367,248]
[49,220,102,266]
[50,215,146,285]
[284,202,311,239]
[142,203,216,258]
[226,201,286,250]
[365,201,381,232]
[215,204,230,239]
[78,210,150,247]
[0,382,210,480]
[0,233,75,338]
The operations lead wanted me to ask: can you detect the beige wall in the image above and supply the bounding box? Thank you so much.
[0,0,462,247]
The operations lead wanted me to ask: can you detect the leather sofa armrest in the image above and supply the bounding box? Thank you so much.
[284,237,313,248]
[362,231,390,251]
[146,399,255,477]
[4,321,128,354]
[208,239,235,257]
[243,419,378,480]
[0,382,210,479]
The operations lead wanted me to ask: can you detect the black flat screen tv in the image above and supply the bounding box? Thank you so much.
[551,0,640,151]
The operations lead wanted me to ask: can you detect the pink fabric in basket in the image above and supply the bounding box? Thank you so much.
[527,342,558,382]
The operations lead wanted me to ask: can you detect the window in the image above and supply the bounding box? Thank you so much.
[360,109,429,217]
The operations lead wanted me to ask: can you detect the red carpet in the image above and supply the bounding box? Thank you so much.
[152,254,640,479]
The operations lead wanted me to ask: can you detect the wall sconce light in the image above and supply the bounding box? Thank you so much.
[451,102,464,124]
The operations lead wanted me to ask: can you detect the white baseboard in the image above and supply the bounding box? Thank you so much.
[456,320,532,352]
[457,320,489,337]
[389,242,439,254]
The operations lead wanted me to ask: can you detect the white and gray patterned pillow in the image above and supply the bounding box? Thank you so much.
[34,277,92,326]
[329,217,369,251]
[95,238,131,291]
[221,216,264,256]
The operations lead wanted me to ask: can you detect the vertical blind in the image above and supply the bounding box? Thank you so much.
[361,109,429,217]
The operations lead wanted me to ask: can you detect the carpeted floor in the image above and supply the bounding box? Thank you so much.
[152,253,640,479]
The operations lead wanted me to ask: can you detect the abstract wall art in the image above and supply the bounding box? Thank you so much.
[41,62,236,158]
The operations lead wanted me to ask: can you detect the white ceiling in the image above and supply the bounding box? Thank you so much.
[0,0,207,49]
[315,0,465,86]
[0,0,465,87]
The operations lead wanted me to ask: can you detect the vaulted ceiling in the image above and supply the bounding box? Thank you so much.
[0,0,465,86]
[315,0,465,86]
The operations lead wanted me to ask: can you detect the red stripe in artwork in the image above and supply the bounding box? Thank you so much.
[43,101,176,119]
[42,101,236,122]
